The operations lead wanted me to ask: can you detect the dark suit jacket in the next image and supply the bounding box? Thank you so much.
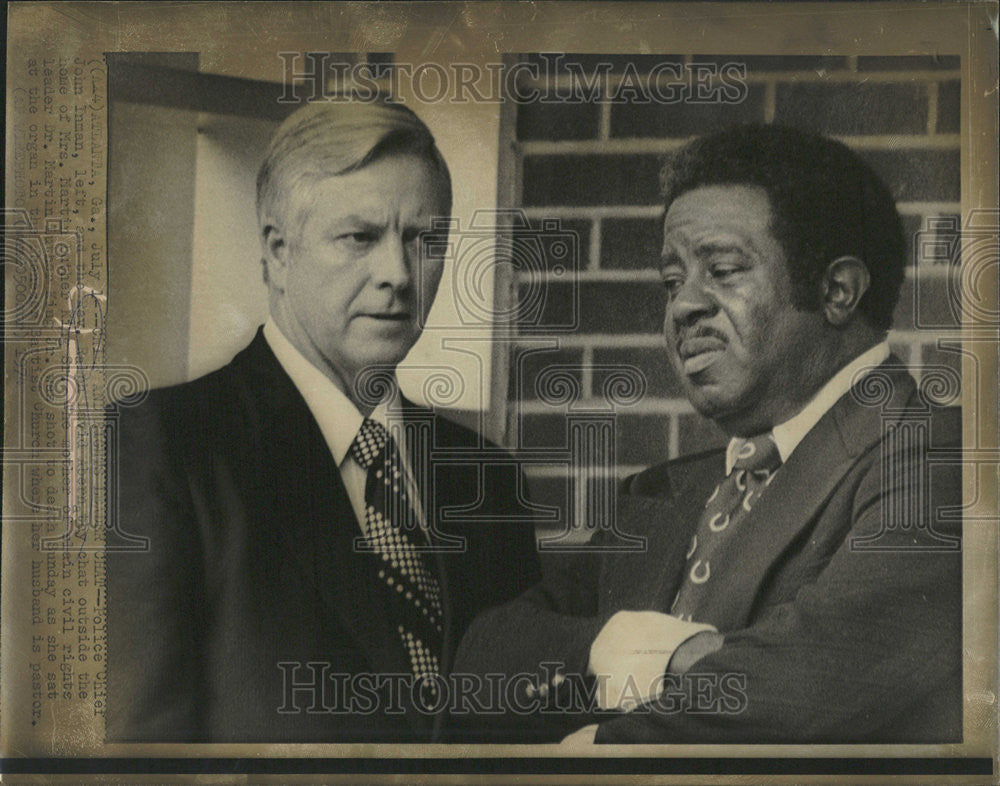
[453,360,962,744]
[106,329,541,743]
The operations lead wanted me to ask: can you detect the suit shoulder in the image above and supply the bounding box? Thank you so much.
[424,407,507,452]
[859,400,962,463]
[107,361,246,451]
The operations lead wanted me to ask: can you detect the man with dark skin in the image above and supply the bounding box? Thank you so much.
[454,124,961,745]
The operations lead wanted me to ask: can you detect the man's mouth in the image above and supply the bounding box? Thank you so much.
[362,312,410,322]
[677,335,727,375]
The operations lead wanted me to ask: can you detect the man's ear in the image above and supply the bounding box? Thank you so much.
[821,256,871,326]
[261,221,290,293]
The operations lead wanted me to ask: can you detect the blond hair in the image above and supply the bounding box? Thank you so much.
[256,98,452,246]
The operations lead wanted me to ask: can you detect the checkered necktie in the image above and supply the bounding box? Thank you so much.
[350,417,443,705]
[670,433,782,622]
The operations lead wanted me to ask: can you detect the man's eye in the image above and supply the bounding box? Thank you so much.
[340,232,376,245]
[710,263,743,279]
[662,277,684,296]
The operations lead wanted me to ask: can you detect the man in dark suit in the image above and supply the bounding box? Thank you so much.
[106,99,540,743]
[453,124,962,744]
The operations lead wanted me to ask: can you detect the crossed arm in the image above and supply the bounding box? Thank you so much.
[454,452,962,744]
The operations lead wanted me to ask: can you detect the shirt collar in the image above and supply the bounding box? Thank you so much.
[725,341,891,475]
[264,318,394,466]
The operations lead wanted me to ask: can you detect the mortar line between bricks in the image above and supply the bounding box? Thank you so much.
[764,78,777,123]
[897,201,961,215]
[908,265,962,278]
[581,345,594,398]
[520,134,960,155]
[521,203,958,219]
[588,218,602,271]
[909,341,925,378]
[598,99,612,140]
[927,81,940,135]
[888,329,962,342]
[518,69,960,91]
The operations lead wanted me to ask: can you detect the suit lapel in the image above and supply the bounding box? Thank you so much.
[234,331,413,679]
[690,360,917,630]
[616,452,725,610]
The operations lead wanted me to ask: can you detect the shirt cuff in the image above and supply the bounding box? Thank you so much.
[588,611,717,710]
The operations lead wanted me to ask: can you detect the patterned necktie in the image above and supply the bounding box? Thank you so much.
[350,417,444,705]
[670,433,782,622]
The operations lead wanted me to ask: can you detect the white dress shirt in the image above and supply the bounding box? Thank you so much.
[263,318,427,535]
[726,341,891,474]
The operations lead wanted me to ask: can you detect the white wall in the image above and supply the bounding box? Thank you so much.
[107,101,199,390]
[187,113,275,380]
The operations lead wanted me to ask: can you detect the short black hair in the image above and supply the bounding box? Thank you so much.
[660,124,905,332]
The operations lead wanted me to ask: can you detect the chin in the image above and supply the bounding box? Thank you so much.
[356,351,406,373]
[363,343,415,372]
[681,379,720,410]
[690,399,727,422]
[685,386,741,423]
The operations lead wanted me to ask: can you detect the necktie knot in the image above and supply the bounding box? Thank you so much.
[350,417,389,469]
[732,433,782,474]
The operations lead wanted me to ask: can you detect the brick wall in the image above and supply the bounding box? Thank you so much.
[500,54,962,532]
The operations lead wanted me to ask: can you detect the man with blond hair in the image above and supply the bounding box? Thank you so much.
[107,99,540,743]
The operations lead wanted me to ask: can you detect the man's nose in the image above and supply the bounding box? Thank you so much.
[668,276,716,329]
[371,234,412,291]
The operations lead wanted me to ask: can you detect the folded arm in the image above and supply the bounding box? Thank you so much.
[594,453,962,744]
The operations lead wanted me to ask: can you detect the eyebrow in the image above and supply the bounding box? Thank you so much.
[692,240,749,258]
[332,213,437,233]
[659,249,685,267]
[660,237,757,268]
[336,215,387,228]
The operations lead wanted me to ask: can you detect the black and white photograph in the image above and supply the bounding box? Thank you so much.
[2,2,997,782]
